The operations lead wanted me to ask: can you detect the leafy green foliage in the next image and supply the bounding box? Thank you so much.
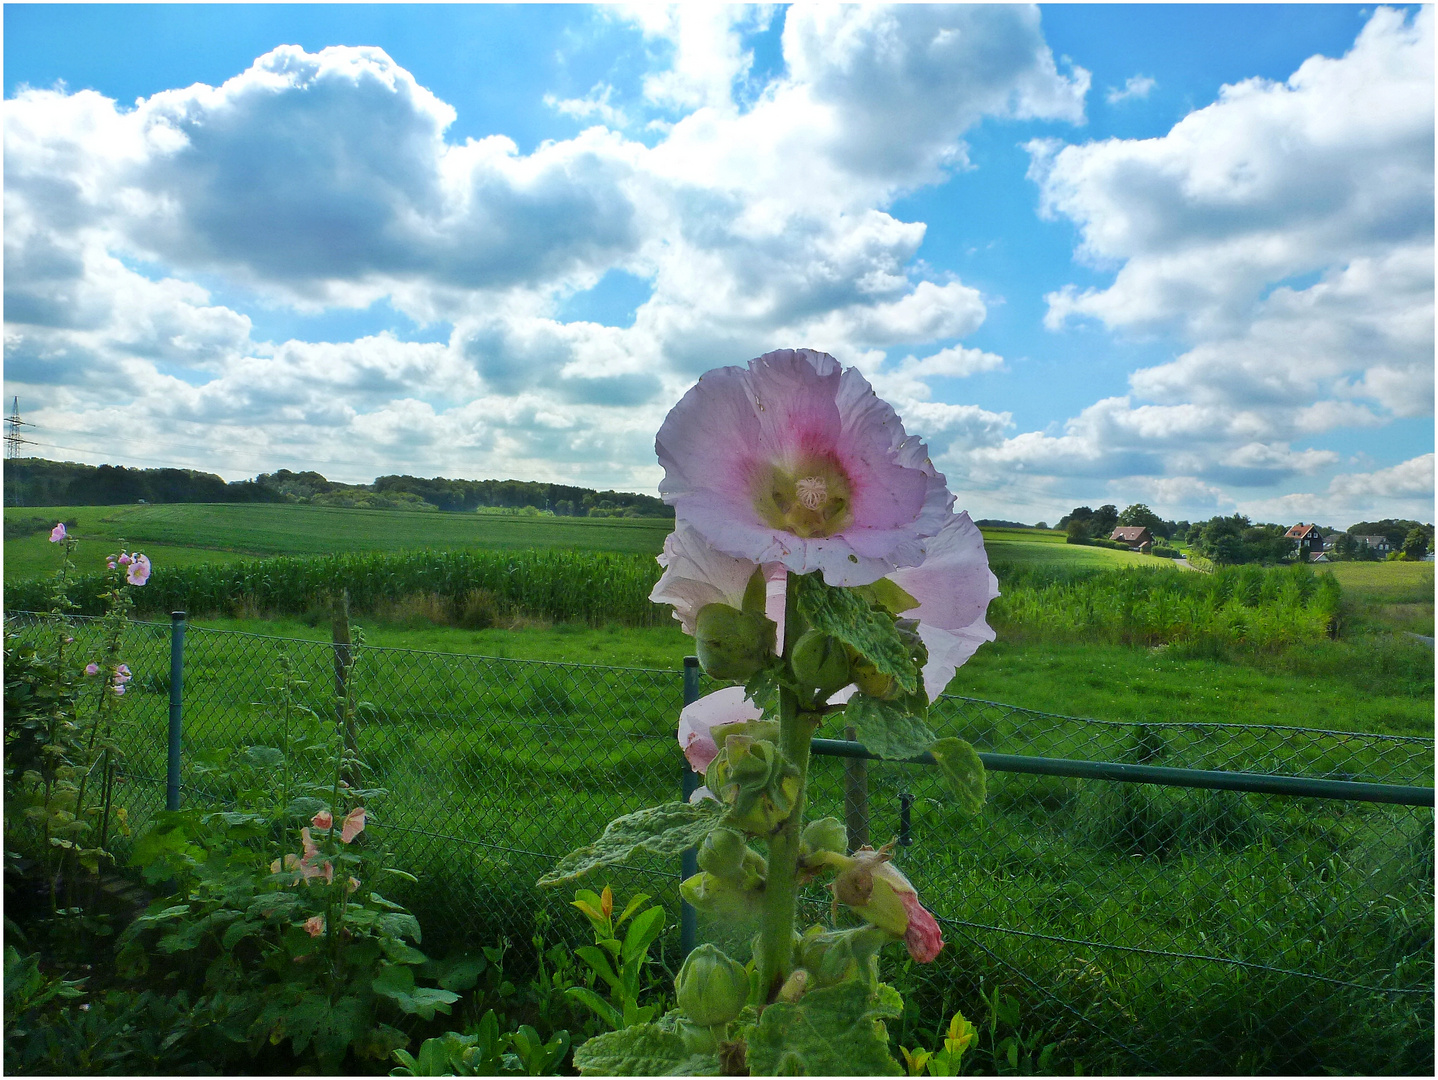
[539,802,725,886]
[572,1011,720,1076]
[794,573,918,695]
[391,1010,572,1076]
[746,981,906,1076]
[566,887,669,1031]
[843,692,935,761]
[928,739,986,816]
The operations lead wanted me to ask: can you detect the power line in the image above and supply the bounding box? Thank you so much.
[5,397,35,461]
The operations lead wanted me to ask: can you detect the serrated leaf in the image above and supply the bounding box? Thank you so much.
[843,693,934,761]
[746,980,904,1076]
[743,664,785,720]
[929,738,986,816]
[572,1022,720,1076]
[795,575,917,694]
[538,801,725,887]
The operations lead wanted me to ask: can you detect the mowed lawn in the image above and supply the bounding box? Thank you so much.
[4,502,675,579]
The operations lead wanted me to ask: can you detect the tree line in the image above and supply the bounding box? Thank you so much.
[3,458,673,518]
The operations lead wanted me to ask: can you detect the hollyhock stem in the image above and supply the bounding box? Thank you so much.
[755,576,815,1000]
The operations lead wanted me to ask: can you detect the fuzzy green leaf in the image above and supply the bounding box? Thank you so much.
[746,981,904,1076]
[795,575,917,694]
[538,802,725,887]
[572,1019,720,1076]
[372,963,460,1020]
[853,579,919,616]
[929,738,986,816]
[843,692,934,761]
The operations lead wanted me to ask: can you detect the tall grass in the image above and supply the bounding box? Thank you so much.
[5,548,667,627]
[992,562,1342,649]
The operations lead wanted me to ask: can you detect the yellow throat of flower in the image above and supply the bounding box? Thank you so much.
[752,457,854,538]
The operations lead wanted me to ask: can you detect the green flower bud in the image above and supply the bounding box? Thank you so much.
[705,737,801,836]
[790,630,852,699]
[694,604,776,681]
[676,944,750,1028]
[698,828,767,888]
[681,872,765,924]
[796,924,890,989]
[801,817,848,858]
[851,658,900,700]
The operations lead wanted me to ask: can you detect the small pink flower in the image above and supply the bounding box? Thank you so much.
[126,554,151,586]
[339,807,366,844]
[656,349,952,587]
[112,683,126,696]
[107,560,117,570]
[678,686,762,774]
[311,809,333,831]
[117,553,133,566]
[49,523,66,543]
[304,915,325,937]
[116,665,131,679]
[84,663,100,676]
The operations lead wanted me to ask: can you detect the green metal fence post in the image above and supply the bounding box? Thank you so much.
[680,656,700,957]
[166,611,185,811]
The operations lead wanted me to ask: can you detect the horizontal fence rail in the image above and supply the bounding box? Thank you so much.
[809,738,1436,806]
[5,610,1433,1075]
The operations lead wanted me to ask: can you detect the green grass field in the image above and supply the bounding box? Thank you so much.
[4,502,675,579]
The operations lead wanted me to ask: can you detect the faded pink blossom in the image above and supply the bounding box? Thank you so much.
[346,876,361,894]
[678,686,763,774]
[304,915,326,937]
[656,349,952,587]
[107,560,117,570]
[688,785,719,804]
[899,890,944,963]
[112,682,126,696]
[339,807,366,844]
[115,665,131,680]
[84,663,100,676]
[49,523,66,543]
[886,512,998,701]
[312,809,334,831]
[301,827,319,863]
[829,846,945,964]
[117,553,133,566]
[126,554,151,586]
[650,521,787,639]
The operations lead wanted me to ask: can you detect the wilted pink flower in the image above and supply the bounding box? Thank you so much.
[304,915,326,937]
[115,665,131,680]
[678,686,763,774]
[339,807,366,844]
[829,845,944,963]
[311,809,334,831]
[301,827,320,863]
[656,349,952,587]
[126,554,151,586]
[346,876,361,894]
[84,662,100,676]
[49,523,66,543]
[651,521,787,638]
[886,512,999,701]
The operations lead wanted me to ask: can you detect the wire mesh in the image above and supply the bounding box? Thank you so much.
[4,610,1433,1074]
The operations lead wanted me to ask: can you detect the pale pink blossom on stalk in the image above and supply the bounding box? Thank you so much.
[304,915,326,937]
[126,554,151,586]
[116,665,131,679]
[886,512,999,701]
[49,523,66,543]
[340,807,366,843]
[84,663,100,676]
[312,809,334,831]
[650,521,787,638]
[678,686,763,774]
[107,560,116,570]
[117,553,133,566]
[112,683,126,696]
[656,349,952,587]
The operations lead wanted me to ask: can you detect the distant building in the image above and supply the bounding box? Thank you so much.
[1110,526,1153,550]
[1284,523,1325,559]
[1351,535,1394,555]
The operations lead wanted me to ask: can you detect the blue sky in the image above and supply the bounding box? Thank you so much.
[4,4,1432,527]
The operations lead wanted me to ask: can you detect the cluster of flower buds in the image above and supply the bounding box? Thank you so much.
[105,550,152,586]
[681,827,768,923]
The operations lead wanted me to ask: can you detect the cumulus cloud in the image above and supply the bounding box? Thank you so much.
[1239,454,1434,525]
[1105,75,1155,104]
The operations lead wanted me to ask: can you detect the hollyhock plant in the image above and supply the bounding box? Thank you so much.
[49,522,66,543]
[126,553,151,586]
[339,806,366,844]
[656,349,952,588]
[551,348,995,1078]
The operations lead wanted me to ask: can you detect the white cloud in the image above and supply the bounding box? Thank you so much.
[1105,75,1155,104]
[1239,454,1434,526]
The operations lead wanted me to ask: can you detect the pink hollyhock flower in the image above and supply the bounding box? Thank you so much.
[651,521,788,638]
[49,523,66,543]
[117,553,132,566]
[346,876,361,894]
[84,663,100,676]
[304,915,326,937]
[312,809,334,831]
[829,845,945,963]
[126,554,151,586]
[107,560,117,570]
[115,665,131,680]
[112,683,126,696]
[656,349,952,587]
[678,686,763,774]
[886,512,999,701]
[300,827,320,863]
[339,807,366,844]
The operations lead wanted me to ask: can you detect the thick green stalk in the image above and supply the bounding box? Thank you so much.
[755,575,814,1000]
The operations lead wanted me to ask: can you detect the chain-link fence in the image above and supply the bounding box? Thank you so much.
[6,611,1433,1074]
